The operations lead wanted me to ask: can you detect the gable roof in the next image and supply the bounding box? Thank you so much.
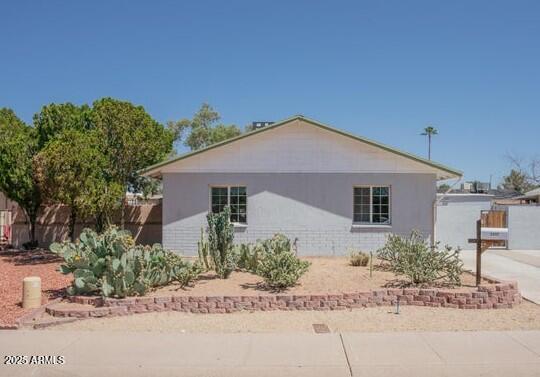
[141,115,462,180]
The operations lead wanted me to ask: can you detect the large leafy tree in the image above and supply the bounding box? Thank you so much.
[171,103,241,151]
[34,129,122,240]
[33,103,91,149]
[91,98,174,225]
[0,108,41,245]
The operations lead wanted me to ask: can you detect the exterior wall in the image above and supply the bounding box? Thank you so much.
[163,172,436,255]
[435,195,493,250]
[507,206,540,250]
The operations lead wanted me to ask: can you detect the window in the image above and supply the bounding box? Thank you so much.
[353,186,390,224]
[210,186,247,224]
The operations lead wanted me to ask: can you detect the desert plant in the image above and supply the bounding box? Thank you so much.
[206,206,235,278]
[197,227,211,270]
[50,227,200,297]
[349,251,370,267]
[235,242,264,273]
[377,230,463,286]
[256,234,310,289]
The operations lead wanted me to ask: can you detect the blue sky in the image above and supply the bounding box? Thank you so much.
[1,1,538,185]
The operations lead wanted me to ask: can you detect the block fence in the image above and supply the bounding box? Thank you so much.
[46,282,522,319]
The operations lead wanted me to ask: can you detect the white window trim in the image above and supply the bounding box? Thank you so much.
[352,185,391,225]
[209,185,248,225]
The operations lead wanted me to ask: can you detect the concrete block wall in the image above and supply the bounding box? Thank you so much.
[163,172,436,256]
[507,206,540,250]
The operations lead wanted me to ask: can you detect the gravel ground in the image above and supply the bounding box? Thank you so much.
[152,257,481,296]
[47,301,540,333]
[0,249,71,326]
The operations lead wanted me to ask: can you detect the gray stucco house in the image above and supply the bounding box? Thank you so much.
[142,115,461,255]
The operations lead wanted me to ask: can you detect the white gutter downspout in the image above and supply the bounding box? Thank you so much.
[432,176,463,246]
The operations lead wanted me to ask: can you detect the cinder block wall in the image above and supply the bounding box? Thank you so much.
[507,206,540,249]
[163,172,436,256]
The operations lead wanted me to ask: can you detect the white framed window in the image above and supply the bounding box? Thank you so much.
[210,186,247,224]
[353,186,390,224]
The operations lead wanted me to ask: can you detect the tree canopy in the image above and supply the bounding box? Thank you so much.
[34,129,122,240]
[170,103,241,151]
[501,169,535,194]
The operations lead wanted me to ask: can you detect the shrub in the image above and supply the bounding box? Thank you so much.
[377,230,463,286]
[235,242,264,273]
[255,234,310,290]
[350,251,369,267]
[206,206,235,278]
[50,227,200,297]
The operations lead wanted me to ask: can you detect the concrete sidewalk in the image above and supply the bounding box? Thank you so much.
[1,330,539,376]
[461,249,540,304]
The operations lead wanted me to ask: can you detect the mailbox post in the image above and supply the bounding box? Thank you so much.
[469,217,509,286]
[476,220,482,286]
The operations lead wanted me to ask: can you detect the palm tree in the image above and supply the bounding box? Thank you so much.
[421,125,438,160]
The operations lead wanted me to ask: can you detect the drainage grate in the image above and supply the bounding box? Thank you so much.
[312,323,330,333]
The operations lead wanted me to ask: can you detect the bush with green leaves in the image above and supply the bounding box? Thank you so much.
[377,230,463,286]
[349,251,369,267]
[255,234,310,290]
[235,242,264,273]
[206,206,236,278]
[50,227,201,297]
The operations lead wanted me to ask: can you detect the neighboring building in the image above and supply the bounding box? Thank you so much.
[141,115,462,255]
[0,191,15,245]
[515,188,540,204]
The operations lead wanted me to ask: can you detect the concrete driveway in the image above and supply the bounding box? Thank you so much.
[1,330,540,376]
[461,249,540,304]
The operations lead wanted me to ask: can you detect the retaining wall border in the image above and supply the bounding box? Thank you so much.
[46,282,522,318]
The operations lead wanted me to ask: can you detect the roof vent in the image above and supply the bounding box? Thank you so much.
[251,121,274,130]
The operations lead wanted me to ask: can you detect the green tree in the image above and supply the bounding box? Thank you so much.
[34,129,122,240]
[91,98,174,225]
[0,108,41,245]
[173,103,241,151]
[501,169,534,194]
[421,125,438,160]
[437,183,451,193]
[33,103,91,149]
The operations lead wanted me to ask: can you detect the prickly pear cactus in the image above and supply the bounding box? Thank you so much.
[51,227,200,298]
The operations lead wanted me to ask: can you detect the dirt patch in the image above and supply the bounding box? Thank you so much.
[0,249,71,326]
[151,257,484,297]
[46,300,540,333]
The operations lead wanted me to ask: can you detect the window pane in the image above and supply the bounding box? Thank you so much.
[211,187,228,214]
[353,186,390,224]
[353,187,372,223]
[229,186,247,223]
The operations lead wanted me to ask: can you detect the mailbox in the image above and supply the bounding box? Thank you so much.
[480,227,508,241]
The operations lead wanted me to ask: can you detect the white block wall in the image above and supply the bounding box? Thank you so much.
[163,172,436,256]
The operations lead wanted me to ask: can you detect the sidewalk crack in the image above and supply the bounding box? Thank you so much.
[339,333,353,377]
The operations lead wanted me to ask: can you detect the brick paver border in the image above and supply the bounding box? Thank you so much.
[45,282,522,319]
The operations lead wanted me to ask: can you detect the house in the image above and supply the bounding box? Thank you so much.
[141,115,461,255]
[515,188,540,204]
